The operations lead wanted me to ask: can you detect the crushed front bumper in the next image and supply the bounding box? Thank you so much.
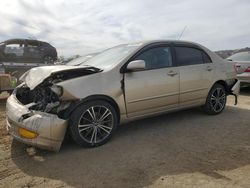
[6,94,68,152]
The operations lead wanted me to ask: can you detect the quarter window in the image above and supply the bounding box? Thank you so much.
[202,51,212,63]
[134,47,173,70]
[175,47,208,66]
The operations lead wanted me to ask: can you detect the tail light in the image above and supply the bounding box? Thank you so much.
[234,62,240,73]
[245,67,250,72]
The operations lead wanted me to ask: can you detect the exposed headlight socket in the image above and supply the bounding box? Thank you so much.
[50,85,63,97]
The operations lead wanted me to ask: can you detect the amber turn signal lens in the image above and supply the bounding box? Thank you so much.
[18,127,38,139]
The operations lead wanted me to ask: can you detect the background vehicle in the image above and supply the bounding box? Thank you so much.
[227,51,250,86]
[6,40,240,151]
[0,38,57,64]
[0,38,57,93]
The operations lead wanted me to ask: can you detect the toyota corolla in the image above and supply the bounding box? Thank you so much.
[6,40,240,151]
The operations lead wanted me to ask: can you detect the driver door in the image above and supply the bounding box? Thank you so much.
[124,46,180,118]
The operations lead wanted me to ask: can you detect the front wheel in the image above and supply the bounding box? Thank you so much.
[69,100,118,147]
[203,84,227,115]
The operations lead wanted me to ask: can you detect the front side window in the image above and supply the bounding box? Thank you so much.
[175,47,204,66]
[134,46,173,70]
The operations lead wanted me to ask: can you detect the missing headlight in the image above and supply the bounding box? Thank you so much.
[50,85,63,96]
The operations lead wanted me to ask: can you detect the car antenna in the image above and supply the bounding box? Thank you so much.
[178,26,187,40]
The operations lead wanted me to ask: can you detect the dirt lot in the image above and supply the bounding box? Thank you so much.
[0,89,250,188]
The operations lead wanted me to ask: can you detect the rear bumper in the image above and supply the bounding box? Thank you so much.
[231,80,240,95]
[237,73,250,84]
[6,94,68,151]
[229,80,241,105]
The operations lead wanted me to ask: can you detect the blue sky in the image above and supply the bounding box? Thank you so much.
[0,0,249,56]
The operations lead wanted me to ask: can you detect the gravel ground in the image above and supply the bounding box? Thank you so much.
[0,88,250,188]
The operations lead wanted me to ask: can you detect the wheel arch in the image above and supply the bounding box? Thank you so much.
[62,95,121,123]
[204,80,230,103]
[212,80,231,94]
[202,80,228,115]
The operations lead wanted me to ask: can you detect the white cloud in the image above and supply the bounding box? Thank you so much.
[0,0,249,56]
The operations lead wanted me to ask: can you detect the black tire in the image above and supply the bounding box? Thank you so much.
[203,83,227,115]
[69,100,118,147]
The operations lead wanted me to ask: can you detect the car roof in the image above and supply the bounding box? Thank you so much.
[3,38,47,44]
[121,40,205,51]
[135,39,202,47]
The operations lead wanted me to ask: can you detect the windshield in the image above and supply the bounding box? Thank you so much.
[228,52,250,61]
[81,43,142,69]
[67,55,93,66]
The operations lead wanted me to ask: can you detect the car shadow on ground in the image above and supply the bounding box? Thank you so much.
[11,104,250,187]
[240,86,250,97]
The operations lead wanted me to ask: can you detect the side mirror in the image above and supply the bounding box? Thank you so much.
[126,60,146,72]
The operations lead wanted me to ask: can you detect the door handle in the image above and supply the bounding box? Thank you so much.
[206,66,213,71]
[167,71,178,76]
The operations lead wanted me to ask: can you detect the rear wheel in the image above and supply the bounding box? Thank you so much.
[203,84,227,115]
[69,100,118,147]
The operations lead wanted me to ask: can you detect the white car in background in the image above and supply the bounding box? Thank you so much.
[228,51,250,86]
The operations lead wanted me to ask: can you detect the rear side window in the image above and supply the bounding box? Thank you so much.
[175,47,211,66]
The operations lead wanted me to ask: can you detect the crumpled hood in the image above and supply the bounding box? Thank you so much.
[20,65,100,90]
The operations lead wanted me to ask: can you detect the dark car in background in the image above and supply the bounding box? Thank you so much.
[0,38,57,64]
[0,39,58,93]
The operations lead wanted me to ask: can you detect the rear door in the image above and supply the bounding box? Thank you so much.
[174,45,214,107]
[124,45,180,117]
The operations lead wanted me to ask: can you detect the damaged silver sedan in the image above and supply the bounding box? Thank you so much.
[6,40,240,151]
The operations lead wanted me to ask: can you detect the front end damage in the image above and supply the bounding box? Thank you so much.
[6,66,101,151]
[6,94,67,151]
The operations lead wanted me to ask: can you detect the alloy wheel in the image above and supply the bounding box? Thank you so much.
[210,88,226,113]
[77,106,114,145]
